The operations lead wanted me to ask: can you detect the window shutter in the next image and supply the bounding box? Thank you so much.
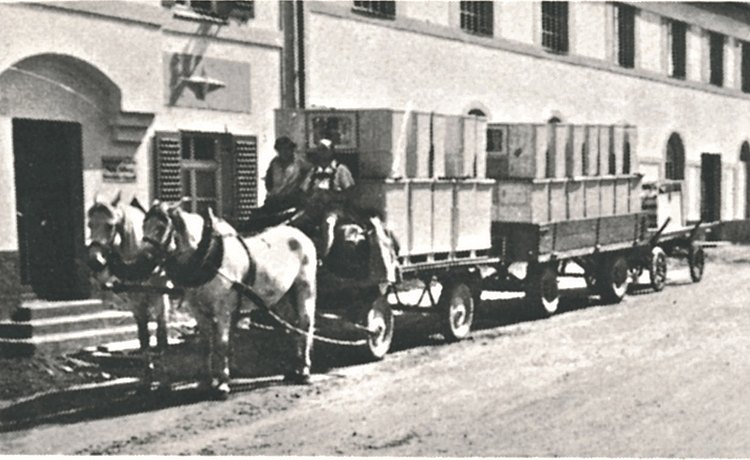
[233,135,258,222]
[153,131,183,202]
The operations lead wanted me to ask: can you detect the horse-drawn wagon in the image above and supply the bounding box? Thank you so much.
[274,110,712,360]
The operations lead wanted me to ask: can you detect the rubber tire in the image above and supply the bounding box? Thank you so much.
[688,245,705,283]
[362,296,394,361]
[649,247,668,292]
[525,263,559,317]
[439,282,475,342]
[599,255,630,303]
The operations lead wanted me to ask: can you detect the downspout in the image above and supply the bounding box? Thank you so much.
[296,0,306,109]
[281,0,297,108]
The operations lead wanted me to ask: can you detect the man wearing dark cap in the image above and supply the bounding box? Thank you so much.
[263,136,311,211]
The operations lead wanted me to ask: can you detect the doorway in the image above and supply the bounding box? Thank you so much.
[701,153,722,223]
[13,119,88,300]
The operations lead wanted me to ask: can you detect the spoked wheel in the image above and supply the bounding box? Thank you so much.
[439,282,475,342]
[361,296,394,361]
[649,247,668,292]
[598,255,630,303]
[688,244,706,282]
[525,262,559,317]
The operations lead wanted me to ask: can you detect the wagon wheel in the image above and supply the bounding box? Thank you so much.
[598,255,630,303]
[361,296,394,360]
[439,282,475,342]
[649,247,668,292]
[525,263,559,317]
[688,244,706,283]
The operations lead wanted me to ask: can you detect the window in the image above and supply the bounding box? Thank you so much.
[541,1,569,54]
[461,1,494,37]
[709,31,725,87]
[742,41,750,93]
[668,20,687,79]
[665,133,685,180]
[352,1,396,19]
[614,3,635,69]
[154,131,258,224]
[180,133,222,215]
[166,1,254,23]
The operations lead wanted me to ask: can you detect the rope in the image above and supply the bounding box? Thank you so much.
[213,269,371,347]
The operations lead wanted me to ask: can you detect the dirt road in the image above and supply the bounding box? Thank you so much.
[2,245,750,456]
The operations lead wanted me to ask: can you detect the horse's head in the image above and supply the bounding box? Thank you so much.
[86,191,124,277]
[141,200,181,261]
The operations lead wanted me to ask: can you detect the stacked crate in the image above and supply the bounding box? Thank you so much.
[487,122,641,224]
[275,108,493,259]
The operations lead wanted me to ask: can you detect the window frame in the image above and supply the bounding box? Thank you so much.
[460,1,494,37]
[741,40,750,93]
[541,1,569,55]
[709,30,725,87]
[668,19,687,80]
[613,3,636,69]
[179,131,224,216]
[352,1,396,20]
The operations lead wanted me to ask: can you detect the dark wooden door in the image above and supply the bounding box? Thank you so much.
[701,153,722,223]
[13,119,88,300]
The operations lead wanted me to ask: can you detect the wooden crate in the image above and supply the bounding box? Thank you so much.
[357,110,406,178]
[444,115,464,177]
[504,124,545,179]
[599,176,616,216]
[486,124,509,179]
[409,180,433,254]
[614,176,630,215]
[586,125,600,176]
[570,125,586,177]
[584,178,601,218]
[553,124,569,178]
[599,125,613,175]
[612,125,626,175]
[432,114,447,178]
[455,180,493,252]
[566,179,585,219]
[433,181,454,253]
[475,118,488,178]
[549,180,567,221]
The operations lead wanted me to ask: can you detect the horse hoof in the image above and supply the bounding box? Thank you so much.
[283,371,311,385]
[213,382,230,401]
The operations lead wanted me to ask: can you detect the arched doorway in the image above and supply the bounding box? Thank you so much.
[0,54,122,299]
[665,132,685,180]
[741,141,750,218]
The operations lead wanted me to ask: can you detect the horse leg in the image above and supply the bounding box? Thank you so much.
[192,310,215,392]
[211,306,232,400]
[285,278,316,384]
[156,294,170,351]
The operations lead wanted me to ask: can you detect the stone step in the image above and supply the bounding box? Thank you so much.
[0,324,152,358]
[0,310,133,339]
[11,298,106,322]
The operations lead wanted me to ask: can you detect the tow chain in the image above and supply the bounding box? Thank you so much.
[213,269,372,347]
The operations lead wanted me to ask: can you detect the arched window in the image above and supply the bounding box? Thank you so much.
[741,141,750,218]
[665,133,685,180]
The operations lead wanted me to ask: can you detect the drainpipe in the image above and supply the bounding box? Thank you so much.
[296,0,306,109]
[281,0,297,108]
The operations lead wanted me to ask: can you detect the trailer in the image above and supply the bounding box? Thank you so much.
[271,110,710,360]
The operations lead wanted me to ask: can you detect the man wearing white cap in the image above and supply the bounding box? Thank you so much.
[299,137,355,259]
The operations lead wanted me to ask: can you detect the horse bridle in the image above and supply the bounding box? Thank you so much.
[87,212,126,268]
[142,210,175,262]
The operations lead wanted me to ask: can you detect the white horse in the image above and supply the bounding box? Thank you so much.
[139,201,317,398]
[86,192,171,357]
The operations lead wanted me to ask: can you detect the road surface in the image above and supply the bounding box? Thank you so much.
[2,245,750,456]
